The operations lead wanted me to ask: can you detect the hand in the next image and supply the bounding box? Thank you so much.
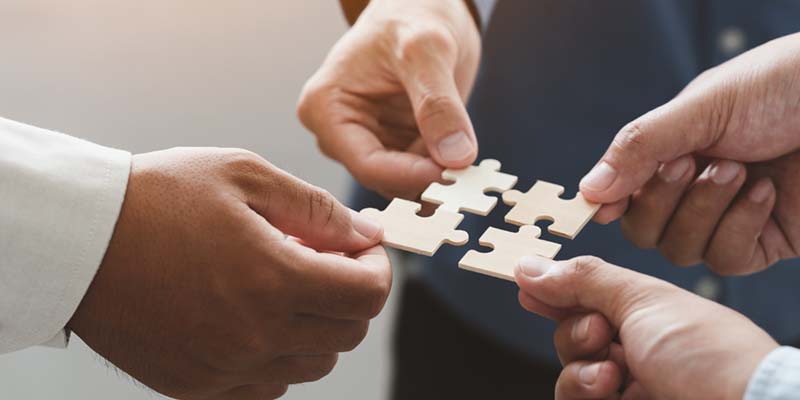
[67,148,391,400]
[515,256,778,400]
[579,32,800,274]
[298,0,482,199]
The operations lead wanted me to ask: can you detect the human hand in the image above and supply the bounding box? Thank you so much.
[515,256,778,400]
[67,148,391,400]
[298,0,481,199]
[580,33,800,274]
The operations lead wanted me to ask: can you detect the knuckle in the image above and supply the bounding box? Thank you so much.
[362,272,391,319]
[306,186,338,226]
[416,93,459,127]
[229,331,272,363]
[397,25,456,63]
[223,148,272,183]
[265,384,289,399]
[612,121,649,156]
[305,354,338,382]
[567,256,607,277]
[620,218,658,249]
[659,245,698,267]
[341,321,370,352]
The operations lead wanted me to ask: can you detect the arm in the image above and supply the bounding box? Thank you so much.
[0,117,131,352]
[745,347,800,400]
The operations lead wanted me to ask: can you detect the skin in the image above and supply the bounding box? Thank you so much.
[515,255,778,400]
[581,32,800,275]
[297,0,482,200]
[67,148,392,400]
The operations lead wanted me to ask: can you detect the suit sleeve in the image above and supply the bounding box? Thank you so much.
[340,0,497,32]
[0,117,131,353]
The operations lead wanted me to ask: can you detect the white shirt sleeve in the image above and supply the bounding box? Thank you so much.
[0,117,131,353]
[744,346,800,400]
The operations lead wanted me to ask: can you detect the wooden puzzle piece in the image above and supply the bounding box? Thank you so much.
[459,226,561,281]
[502,181,600,239]
[421,159,518,215]
[360,198,469,256]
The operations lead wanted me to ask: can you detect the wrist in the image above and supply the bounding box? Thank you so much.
[729,340,780,400]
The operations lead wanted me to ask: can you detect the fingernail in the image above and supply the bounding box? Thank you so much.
[572,315,592,342]
[580,162,617,192]
[437,131,474,162]
[658,157,691,183]
[749,179,774,203]
[518,255,554,278]
[579,363,600,385]
[710,161,741,185]
[350,209,382,241]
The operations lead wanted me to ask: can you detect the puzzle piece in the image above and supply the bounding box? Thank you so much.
[421,159,518,215]
[502,181,600,239]
[360,198,469,256]
[459,226,561,281]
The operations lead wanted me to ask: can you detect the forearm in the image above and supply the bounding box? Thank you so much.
[339,0,491,31]
[0,117,130,353]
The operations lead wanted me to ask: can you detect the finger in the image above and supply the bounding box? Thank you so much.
[607,343,629,382]
[579,92,724,205]
[281,317,369,356]
[518,290,570,320]
[554,314,615,366]
[244,161,384,253]
[705,177,777,275]
[324,123,444,199]
[658,160,746,266]
[516,255,673,328]
[214,384,288,400]
[593,197,630,225]
[395,27,478,167]
[620,155,696,248]
[555,361,623,400]
[282,243,393,320]
[258,354,339,385]
[621,381,651,400]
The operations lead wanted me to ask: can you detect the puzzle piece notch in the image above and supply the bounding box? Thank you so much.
[360,198,469,256]
[421,159,518,215]
[502,181,600,239]
[459,225,561,281]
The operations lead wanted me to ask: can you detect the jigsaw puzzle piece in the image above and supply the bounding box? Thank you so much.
[360,198,469,256]
[459,226,561,281]
[502,181,600,239]
[421,159,518,215]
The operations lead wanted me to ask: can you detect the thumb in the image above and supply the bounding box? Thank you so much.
[246,168,383,253]
[514,255,674,328]
[396,32,478,168]
[579,94,722,204]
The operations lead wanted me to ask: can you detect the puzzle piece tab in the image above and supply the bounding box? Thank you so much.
[502,181,600,239]
[459,226,561,281]
[360,198,469,256]
[421,159,518,215]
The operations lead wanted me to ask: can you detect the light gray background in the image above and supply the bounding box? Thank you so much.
[0,1,397,399]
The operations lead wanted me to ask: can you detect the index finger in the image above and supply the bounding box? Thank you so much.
[279,240,393,320]
[317,121,443,199]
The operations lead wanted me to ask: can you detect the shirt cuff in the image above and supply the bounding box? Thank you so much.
[744,346,800,400]
[0,117,131,353]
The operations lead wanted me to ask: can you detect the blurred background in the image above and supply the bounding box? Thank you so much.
[0,1,398,398]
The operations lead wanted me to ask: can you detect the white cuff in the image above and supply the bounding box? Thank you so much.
[0,117,131,353]
[744,346,800,400]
